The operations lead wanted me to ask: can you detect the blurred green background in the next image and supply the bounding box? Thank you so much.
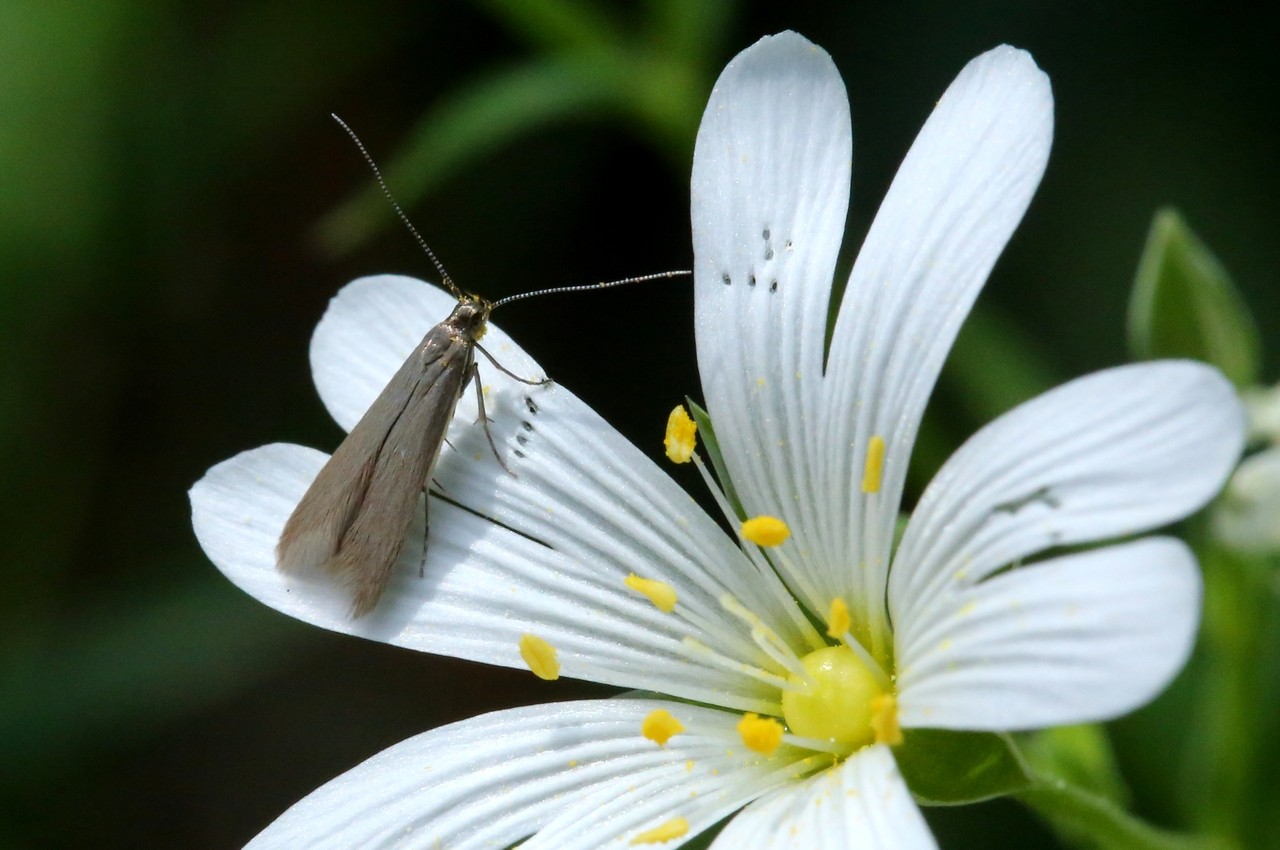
[1,1,1275,847]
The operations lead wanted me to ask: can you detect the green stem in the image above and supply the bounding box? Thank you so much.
[1018,778,1238,850]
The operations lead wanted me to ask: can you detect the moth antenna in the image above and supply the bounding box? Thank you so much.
[331,113,462,299]
[491,270,691,310]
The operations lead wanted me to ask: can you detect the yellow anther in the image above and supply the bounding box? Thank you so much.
[737,713,784,756]
[664,406,697,464]
[741,515,790,547]
[862,435,885,494]
[630,817,689,845]
[641,709,685,746]
[519,633,560,681]
[826,597,851,638]
[625,574,678,613]
[870,693,902,746]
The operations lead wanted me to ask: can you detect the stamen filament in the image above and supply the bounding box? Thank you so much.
[680,637,789,703]
[689,454,826,652]
[719,595,812,683]
[835,632,891,691]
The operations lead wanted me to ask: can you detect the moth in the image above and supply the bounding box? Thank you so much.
[276,116,686,617]
[276,285,543,617]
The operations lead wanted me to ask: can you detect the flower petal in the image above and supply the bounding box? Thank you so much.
[890,361,1243,634]
[710,745,937,850]
[690,32,851,610]
[191,443,800,710]
[243,699,801,850]
[897,537,1200,730]
[820,46,1053,638]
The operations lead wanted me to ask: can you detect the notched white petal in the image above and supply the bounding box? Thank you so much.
[897,537,1200,731]
[691,31,852,613]
[244,699,794,850]
[891,361,1244,633]
[817,44,1054,634]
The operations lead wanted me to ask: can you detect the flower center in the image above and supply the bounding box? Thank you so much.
[781,645,884,747]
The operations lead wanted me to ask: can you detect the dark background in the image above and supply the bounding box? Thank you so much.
[1,2,1274,847]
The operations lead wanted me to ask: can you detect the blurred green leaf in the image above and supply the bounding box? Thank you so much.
[648,0,734,58]
[322,1,724,254]
[1127,208,1261,386]
[0,572,307,787]
[317,56,624,255]
[897,728,1033,805]
[912,306,1059,494]
[1020,778,1237,850]
[1180,541,1280,848]
[947,307,1058,420]
[472,0,623,53]
[1019,725,1130,807]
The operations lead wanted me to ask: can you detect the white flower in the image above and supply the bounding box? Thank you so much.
[191,32,1244,849]
[1214,446,1280,553]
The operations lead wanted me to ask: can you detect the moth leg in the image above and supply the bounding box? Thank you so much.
[474,341,551,387]
[471,361,517,477]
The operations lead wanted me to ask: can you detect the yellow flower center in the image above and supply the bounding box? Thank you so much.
[781,645,885,747]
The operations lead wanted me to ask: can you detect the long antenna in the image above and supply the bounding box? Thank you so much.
[330,113,462,299]
[491,270,691,310]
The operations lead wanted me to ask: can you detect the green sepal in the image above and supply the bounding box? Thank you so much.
[1127,208,1261,387]
[895,728,1034,805]
[685,398,745,520]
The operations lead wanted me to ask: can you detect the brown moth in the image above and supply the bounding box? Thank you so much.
[277,116,687,617]
[276,290,541,616]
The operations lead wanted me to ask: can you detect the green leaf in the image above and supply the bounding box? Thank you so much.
[895,728,1034,805]
[1127,208,1261,387]
[685,398,744,520]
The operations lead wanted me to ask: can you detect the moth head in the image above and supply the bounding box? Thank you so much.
[452,294,492,341]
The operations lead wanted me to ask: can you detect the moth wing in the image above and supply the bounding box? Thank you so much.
[326,348,472,616]
[275,328,449,578]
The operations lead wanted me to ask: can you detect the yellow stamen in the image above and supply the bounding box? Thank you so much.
[664,406,697,464]
[741,515,790,547]
[826,597,851,638]
[737,713,784,756]
[630,817,689,845]
[870,693,902,746]
[519,633,560,681]
[641,709,685,746]
[625,574,678,613]
[862,435,885,493]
